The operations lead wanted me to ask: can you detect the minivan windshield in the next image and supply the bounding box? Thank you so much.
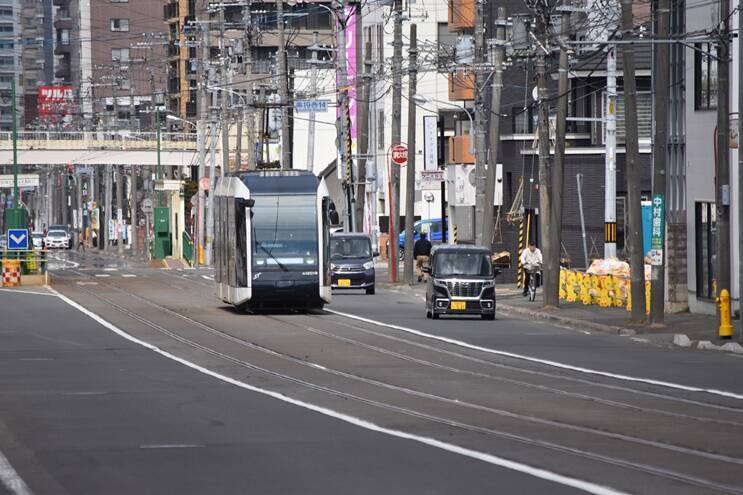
[330,237,371,259]
[433,251,492,277]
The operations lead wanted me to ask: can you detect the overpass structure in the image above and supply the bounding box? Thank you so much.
[0,131,202,167]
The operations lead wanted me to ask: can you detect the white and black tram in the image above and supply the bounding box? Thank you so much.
[213,170,333,311]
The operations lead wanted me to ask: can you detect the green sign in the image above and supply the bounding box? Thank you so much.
[649,194,664,265]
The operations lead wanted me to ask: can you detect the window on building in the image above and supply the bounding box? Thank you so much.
[694,43,717,110]
[110,18,129,32]
[111,48,129,62]
[0,25,13,33]
[58,29,70,45]
[512,106,533,134]
[116,77,130,90]
[0,39,12,50]
[695,202,717,300]
[0,8,13,17]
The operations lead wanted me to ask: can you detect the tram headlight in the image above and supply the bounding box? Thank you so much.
[363,261,374,270]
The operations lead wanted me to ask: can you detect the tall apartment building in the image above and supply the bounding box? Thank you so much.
[20,0,55,127]
[54,0,167,130]
[0,0,21,131]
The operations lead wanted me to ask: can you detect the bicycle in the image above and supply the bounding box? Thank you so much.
[525,264,542,302]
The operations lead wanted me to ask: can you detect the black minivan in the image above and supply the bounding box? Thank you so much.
[423,245,497,320]
[329,233,376,295]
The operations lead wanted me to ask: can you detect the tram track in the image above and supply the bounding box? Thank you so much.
[49,271,743,494]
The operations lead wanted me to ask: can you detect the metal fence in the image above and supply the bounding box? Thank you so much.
[0,131,198,151]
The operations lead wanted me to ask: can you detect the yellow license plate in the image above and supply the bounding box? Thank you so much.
[450,301,466,310]
[338,279,351,287]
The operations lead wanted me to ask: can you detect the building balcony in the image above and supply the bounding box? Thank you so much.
[448,70,475,101]
[52,0,70,6]
[447,135,475,164]
[55,63,70,80]
[164,2,179,21]
[168,77,180,94]
[168,41,180,58]
[54,17,72,30]
[54,43,71,55]
[448,0,475,32]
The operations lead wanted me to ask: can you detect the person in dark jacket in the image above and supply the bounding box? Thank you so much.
[413,233,433,282]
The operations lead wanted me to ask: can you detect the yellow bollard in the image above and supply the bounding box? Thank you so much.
[644,281,651,315]
[718,289,734,339]
[559,269,567,300]
[198,244,205,266]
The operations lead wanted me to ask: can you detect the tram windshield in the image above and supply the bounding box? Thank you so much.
[252,194,318,268]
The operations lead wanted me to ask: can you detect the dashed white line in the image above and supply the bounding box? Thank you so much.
[121,274,137,278]
[201,275,213,281]
[0,448,33,495]
[94,274,111,278]
[326,309,743,401]
[49,287,626,495]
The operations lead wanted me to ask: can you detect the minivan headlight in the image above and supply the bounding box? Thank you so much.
[363,261,374,270]
[330,263,338,271]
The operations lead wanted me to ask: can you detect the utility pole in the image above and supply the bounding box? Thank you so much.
[337,0,354,231]
[403,24,417,285]
[307,31,318,168]
[206,67,218,265]
[621,0,646,321]
[356,39,372,232]
[473,0,487,246]
[716,0,732,321]
[549,3,569,304]
[276,0,290,169]
[220,4,230,176]
[605,47,617,258]
[104,165,112,251]
[243,1,255,171]
[535,12,558,308]
[650,0,669,325]
[196,17,209,265]
[738,0,743,343]
[484,7,507,248]
[389,0,403,282]
[116,165,124,255]
[128,79,138,254]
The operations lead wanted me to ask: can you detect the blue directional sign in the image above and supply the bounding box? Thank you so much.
[294,99,329,113]
[7,229,29,250]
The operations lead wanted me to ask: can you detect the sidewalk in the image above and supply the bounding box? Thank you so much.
[496,284,743,352]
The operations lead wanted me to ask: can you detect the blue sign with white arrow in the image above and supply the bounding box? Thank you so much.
[7,229,29,250]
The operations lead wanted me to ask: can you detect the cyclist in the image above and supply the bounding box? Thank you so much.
[520,242,543,297]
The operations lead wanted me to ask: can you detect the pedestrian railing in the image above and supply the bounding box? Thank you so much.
[182,231,193,266]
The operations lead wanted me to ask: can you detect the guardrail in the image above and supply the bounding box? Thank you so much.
[1,250,50,285]
[0,131,198,151]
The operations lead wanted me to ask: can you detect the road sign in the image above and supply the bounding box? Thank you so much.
[142,198,153,213]
[155,179,183,191]
[650,193,664,266]
[423,116,438,171]
[0,174,39,188]
[294,99,329,113]
[7,229,29,250]
[199,177,210,191]
[391,144,408,166]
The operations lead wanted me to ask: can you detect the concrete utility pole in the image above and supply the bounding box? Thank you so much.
[621,0,646,321]
[206,67,218,266]
[337,0,354,231]
[116,165,124,255]
[277,0,290,169]
[535,10,559,309]
[355,39,372,233]
[130,165,138,254]
[738,0,742,343]
[716,0,732,318]
[389,0,403,282]
[196,18,209,265]
[604,47,618,258]
[650,0,669,325]
[473,0,488,246]
[104,165,112,251]
[403,24,417,285]
[220,4,230,176]
[307,31,318,168]
[549,4,569,304]
[484,7,507,248]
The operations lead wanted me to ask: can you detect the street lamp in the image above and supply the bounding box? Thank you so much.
[412,93,474,154]
[166,114,197,129]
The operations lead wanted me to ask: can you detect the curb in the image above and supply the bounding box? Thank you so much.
[497,303,636,336]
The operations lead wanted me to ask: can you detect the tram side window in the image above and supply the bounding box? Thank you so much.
[235,198,248,287]
[214,196,223,283]
[322,198,331,286]
[220,196,228,285]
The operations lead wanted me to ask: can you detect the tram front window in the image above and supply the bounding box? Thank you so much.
[252,194,318,268]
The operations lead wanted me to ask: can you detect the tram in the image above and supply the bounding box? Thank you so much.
[213,170,332,311]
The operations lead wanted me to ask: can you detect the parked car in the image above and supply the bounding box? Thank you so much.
[423,245,498,320]
[44,230,70,249]
[398,218,447,259]
[329,233,376,295]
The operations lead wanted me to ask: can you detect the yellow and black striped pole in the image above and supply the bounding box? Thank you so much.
[604,221,617,256]
[517,212,530,288]
[453,224,458,244]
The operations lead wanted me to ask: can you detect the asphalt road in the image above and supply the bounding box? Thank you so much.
[1,250,742,494]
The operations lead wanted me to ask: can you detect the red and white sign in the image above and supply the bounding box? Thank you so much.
[391,144,408,166]
[37,85,75,128]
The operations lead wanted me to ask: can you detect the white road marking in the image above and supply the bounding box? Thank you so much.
[121,274,137,278]
[48,255,79,269]
[0,448,33,495]
[201,275,213,281]
[139,444,203,449]
[76,282,98,286]
[49,287,626,495]
[94,274,110,278]
[0,288,57,297]
[326,309,743,401]
[102,268,118,272]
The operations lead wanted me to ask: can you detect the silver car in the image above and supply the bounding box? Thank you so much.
[44,230,70,249]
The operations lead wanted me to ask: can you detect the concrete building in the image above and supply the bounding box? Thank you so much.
[684,3,740,315]
[0,0,21,131]
[20,0,55,127]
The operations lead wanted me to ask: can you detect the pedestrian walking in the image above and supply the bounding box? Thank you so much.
[413,233,433,282]
[76,228,86,252]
